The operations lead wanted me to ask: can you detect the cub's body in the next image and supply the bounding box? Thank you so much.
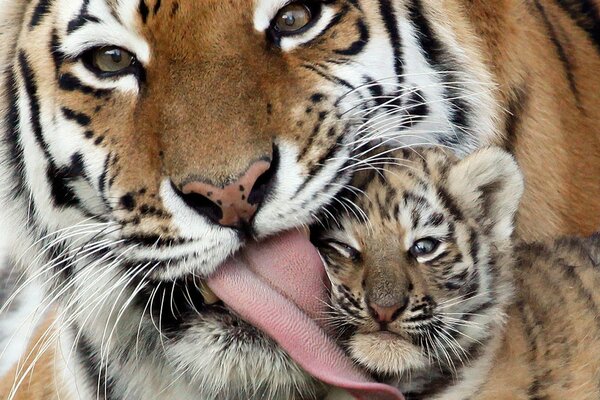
[472,236,600,400]
[315,148,600,400]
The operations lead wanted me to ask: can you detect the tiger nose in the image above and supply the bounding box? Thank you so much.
[368,298,408,324]
[179,160,273,228]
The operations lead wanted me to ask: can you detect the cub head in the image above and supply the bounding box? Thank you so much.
[314,147,523,377]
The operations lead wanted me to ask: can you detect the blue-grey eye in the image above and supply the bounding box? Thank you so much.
[409,238,440,258]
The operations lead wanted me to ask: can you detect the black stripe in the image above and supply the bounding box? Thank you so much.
[406,0,442,66]
[436,185,464,221]
[18,52,52,160]
[30,0,53,28]
[335,19,369,56]
[19,52,85,208]
[46,163,79,207]
[153,0,162,15]
[504,84,529,153]
[135,277,209,340]
[406,0,470,144]
[401,88,429,128]
[62,107,91,126]
[533,0,581,105]
[516,300,544,400]
[303,63,356,93]
[297,110,329,161]
[67,0,100,33]
[306,130,345,182]
[50,29,66,75]
[77,335,118,400]
[2,68,28,201]
[58,73,111,98]
[139,0,150,24]
[377,0,404,79]
[554,0,600,52]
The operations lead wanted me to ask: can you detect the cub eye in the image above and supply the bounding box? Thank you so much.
[273,2,316,34]
[327,241,361,261]
[84,47,137,75]
[409,238,440,258]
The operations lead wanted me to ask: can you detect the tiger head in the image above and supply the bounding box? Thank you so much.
[313,147,523,382]
[1,0,498,398]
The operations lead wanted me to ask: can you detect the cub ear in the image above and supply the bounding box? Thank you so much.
[446,147,524,241]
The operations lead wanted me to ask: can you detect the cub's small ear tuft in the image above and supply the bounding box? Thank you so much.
[446,147,524,241]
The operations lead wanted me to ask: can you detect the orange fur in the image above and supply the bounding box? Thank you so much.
[0,314,70,400]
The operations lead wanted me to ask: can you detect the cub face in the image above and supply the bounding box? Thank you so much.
[313,147,523,377]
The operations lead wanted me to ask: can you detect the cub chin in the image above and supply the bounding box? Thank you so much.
[313,147,600,400]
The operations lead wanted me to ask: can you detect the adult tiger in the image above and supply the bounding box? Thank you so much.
[0,0,598,400]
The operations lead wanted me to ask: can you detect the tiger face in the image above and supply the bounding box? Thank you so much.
[314,148,523,384]
[1,0,505,398]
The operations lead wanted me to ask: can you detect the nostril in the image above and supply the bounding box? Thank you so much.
[247,162,274,205]
[248,147,279,206]
[171,181,223,225]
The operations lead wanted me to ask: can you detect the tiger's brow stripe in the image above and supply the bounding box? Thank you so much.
[67,0,98,33]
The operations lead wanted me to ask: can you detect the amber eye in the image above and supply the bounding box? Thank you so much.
[87,47,136,74]
[274,2,314,33]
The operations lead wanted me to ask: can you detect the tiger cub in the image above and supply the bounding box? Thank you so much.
[313,147,600,400]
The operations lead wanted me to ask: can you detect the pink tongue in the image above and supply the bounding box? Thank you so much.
[207,230,404,400]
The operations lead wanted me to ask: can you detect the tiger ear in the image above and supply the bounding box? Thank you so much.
[445,147,524,241]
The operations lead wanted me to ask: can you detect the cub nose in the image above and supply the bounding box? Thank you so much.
[368,298,408,324]
[179,160,274,228]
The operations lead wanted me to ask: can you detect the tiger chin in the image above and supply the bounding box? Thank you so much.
[314,147,600,399]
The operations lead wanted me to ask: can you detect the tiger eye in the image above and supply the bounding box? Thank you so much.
[92,47,135,73]
[274,3,312,33]
[409,238,440,258]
